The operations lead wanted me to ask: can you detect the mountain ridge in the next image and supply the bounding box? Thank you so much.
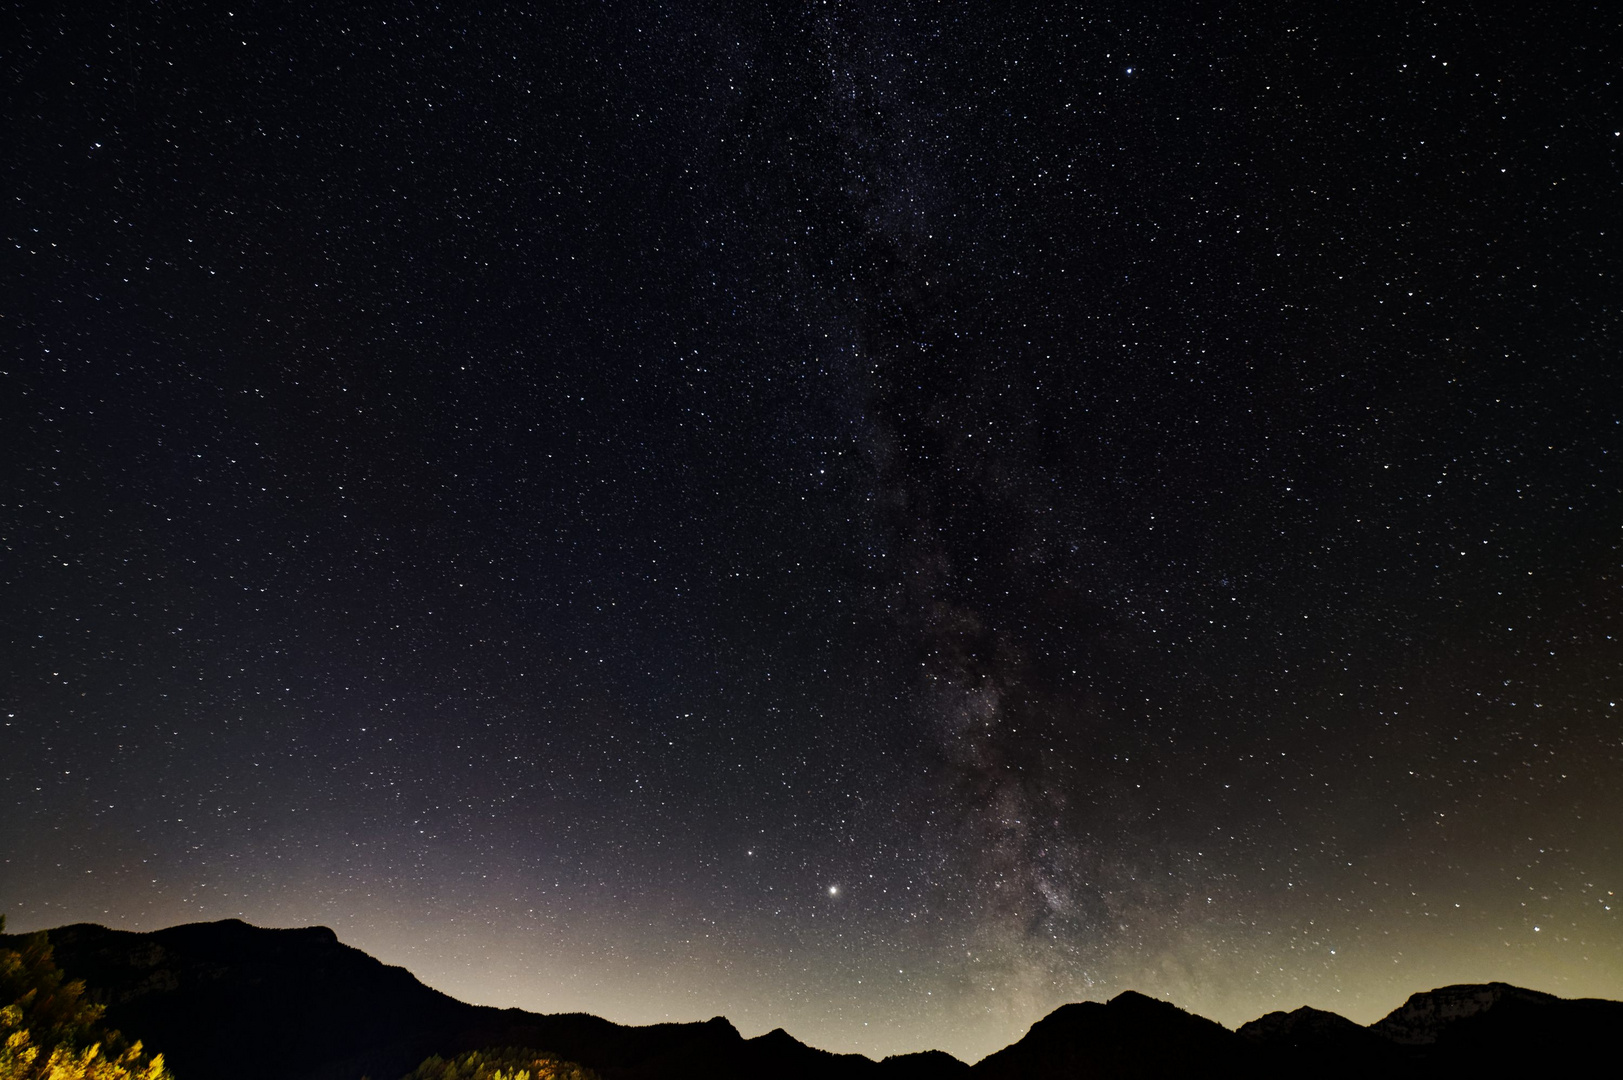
[5,918,1617,1078]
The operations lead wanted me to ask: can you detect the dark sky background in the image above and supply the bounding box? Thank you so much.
[3,0,1620,1062]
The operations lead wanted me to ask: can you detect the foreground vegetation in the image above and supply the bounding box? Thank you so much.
[400,1047,599,1080]
[3,915,601,1080]
[0,917,173,1080]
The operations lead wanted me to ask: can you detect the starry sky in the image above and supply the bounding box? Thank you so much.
[3,0,1620,1064]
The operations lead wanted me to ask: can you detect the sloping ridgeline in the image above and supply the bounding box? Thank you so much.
[0,919,965,1080]
[7,919,1620,1079]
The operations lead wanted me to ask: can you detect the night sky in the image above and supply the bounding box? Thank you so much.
[4,1,1620,1063]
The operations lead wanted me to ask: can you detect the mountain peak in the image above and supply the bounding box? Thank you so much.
[10,920,1621,1080]
[975,991,1241,1079]
[1237,1002,1397,1068]
[1371,982,1561,1045]
[1104,989,1162,1009]
[751,1026,801,1046]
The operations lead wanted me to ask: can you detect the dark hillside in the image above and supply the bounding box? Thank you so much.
[8,920,1618,1080]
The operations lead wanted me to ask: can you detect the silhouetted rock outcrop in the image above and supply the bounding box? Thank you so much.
[1240,1004,1367,1047]
[1372,981,1560,1044]
[879,1050,971,1079]
[969,990,1251,1078]
[739,1026,886,1075]
[1238,1004,1404,1075]
[6,919,1618,1079]
[1367,981,1623,1072]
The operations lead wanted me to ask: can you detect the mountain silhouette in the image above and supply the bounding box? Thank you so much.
[1366,981,1620,1072]
[972,991,1249,1078]
[5,919,1617,1079]
[1238,1004,1405,1075]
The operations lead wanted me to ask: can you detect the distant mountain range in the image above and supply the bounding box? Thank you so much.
[5,919,1616,1078]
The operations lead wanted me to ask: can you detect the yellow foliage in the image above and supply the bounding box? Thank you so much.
[0,921,173,1080]
[402,1047,597,1080]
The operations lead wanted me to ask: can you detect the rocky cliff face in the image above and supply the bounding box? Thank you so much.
[1371,982,1559,1044]
[1365,981,1623,1073]
[1237,982,1623,1075]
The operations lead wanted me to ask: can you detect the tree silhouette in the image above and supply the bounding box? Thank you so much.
[0,916,174,1080]
[401,1047,599,1080]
